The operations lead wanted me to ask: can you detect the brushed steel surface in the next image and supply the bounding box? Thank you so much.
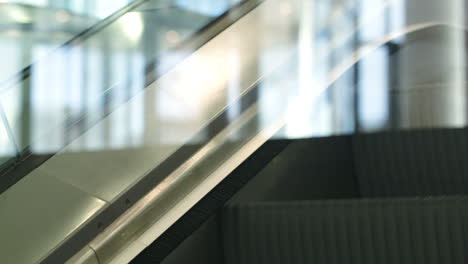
[0,170,106,264]
[65,246,99,264]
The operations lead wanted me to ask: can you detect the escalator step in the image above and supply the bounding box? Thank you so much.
[223,197,468,264]
[353,129,468,197]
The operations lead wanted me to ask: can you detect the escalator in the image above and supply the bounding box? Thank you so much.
[134,1,468,263]
[1,0,468,263]
[156,129,468,264]
[0,1,260,263]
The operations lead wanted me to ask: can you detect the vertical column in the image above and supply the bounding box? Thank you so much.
[395,0,466,128]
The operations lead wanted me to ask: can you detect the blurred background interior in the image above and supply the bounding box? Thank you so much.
[2,0,447,161]
[1,0,468,263]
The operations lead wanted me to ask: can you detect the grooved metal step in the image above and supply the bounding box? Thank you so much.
[223,197,468,264]
[353,129,468,197]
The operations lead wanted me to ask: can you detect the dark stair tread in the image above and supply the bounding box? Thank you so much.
[223,196,468,264]
[353,129,468,197]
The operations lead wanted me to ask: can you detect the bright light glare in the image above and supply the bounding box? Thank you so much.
[8,6,32,23]
[157,48,233,120]
[120,12,144,42]
[279,2,293,16]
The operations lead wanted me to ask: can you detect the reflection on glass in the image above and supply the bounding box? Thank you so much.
[175,0,242,16]
[0,1,137,86]
[0,0,246,158]
[0,0,466,167]
[0,109,17,163]
[1,0,135,18]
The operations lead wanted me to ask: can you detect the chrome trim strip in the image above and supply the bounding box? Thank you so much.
[44,1,265,264]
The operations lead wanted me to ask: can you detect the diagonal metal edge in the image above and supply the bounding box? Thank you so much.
[40,2,266,263]
[0,0,264,197]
